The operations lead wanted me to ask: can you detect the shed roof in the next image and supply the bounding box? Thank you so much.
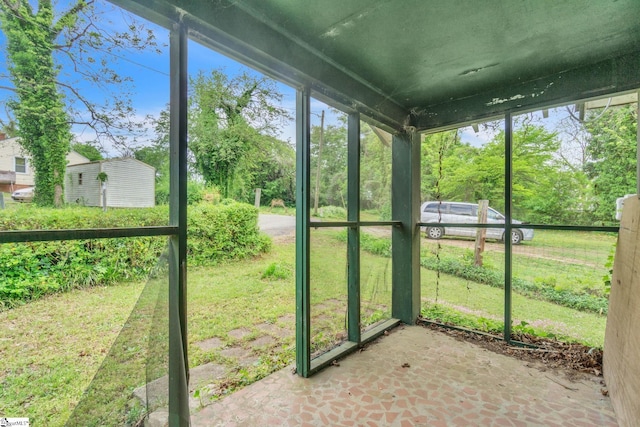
[109,0,640,132]
[67,157,156,171]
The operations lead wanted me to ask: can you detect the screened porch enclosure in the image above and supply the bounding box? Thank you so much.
[111,0,640,423]
[2,0,637,425]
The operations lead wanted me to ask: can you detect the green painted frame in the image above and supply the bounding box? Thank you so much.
[0,1,635,423]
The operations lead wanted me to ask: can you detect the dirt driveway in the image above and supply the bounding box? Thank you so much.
[258,213,295,237]
[258,215,601,267]
[362,226,602,268]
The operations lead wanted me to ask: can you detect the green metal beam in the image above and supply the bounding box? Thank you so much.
[310,220,401,228]
[168,21,190,426]
[391,130,421,324]
[415,51,640,132]
[347,112,361,343]
[417,223,619,232]
[0,226,176,243]
[295,87,312,377]
[503,113,513,343]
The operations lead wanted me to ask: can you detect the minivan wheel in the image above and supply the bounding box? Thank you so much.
[426,226,444,240]
[509,230,523,245]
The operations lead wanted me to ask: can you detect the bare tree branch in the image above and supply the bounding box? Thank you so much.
[56,80,129,133]
[53,21,94,49]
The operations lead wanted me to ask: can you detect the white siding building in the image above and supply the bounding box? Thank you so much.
[0,135,89,193]
[65,158,155,208]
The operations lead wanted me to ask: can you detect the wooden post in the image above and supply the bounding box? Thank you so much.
[254,188,261,208]
[474,200,488,266]
[102,183,107,212]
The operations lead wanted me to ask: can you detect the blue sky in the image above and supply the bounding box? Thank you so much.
[0,1,586,158]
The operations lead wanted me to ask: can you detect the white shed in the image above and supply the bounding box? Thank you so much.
[65,158,155,208]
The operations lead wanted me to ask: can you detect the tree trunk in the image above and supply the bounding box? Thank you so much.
[54,183,63,207]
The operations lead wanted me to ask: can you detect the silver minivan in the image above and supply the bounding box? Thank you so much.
[420,201,534,244]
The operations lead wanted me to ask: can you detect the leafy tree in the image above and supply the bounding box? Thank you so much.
[0,107,17,137]
[584,105,637,223]
[310,118,347,208]
[0,0,157,205]
[422,121,586,223]
[1,1,71,205]
[134,109,169,181]
[360,125,392,216]
[71,142,103,161]
[421,130,466,201]
[188,70,288,198]
[232,134,295,205]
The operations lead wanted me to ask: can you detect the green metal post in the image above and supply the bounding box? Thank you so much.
[391,130,421,324]
[504,112,513,343]
[295,88,311,377]
[168,21,190,426]
[347,113,361,343]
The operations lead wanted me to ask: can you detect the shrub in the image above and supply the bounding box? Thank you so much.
[316,206,347,219]
[187,201,271,265]
[0,202,270,308]
[261,262,292,280]
[155,180,218,205]
[420,255,609,315]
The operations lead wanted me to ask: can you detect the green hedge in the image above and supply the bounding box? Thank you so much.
[337,231,608,315]
[0,202,270,309]
[420,256,609,315]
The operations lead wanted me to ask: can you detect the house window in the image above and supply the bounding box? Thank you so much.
[15,157,26,173]
[78,173,83,185]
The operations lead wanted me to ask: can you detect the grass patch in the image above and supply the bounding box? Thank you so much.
[421,268,607,347]
[421,302,503,334]
[420,256,609,314]
[528,229,617,255]
[261,262,293,280]
[352,230,608,345]
[421,231,615,296]
[0,281,146,426]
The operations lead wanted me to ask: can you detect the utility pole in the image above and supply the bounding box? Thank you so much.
[313,110,324,216]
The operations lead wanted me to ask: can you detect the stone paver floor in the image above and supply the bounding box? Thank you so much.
[189,325,617,426]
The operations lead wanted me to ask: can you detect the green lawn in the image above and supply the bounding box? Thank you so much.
[0,281,146,426]
[1,192,20,210]
[421,229,616,296]
[0,227,611,425]
[421,268,607,346]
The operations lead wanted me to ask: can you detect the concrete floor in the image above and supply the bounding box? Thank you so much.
[189,325,617,426]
